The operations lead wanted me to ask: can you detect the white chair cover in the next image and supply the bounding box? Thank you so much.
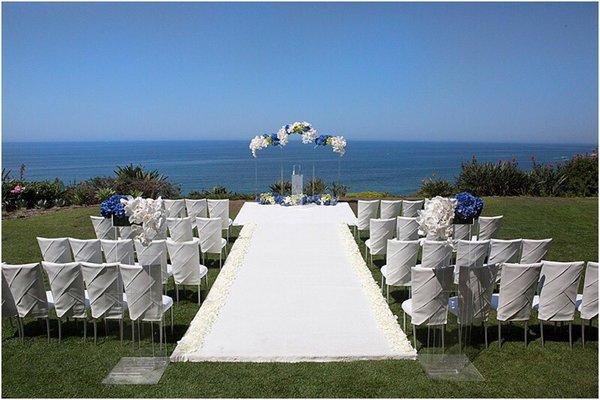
[146,225,168,241]
[537,260,584,322]
[451,264,499,324]
[452,224,472,241]
[166,240,208,285]
[207,199,231,230]
[402,200,423,217]
[520,239,552,264]
[41,261,86,319]
[134,240,170,284]
[454,240,490,276]
[90,216,116,240]
[495,262,542,321]
[477,216,503,240]
[80,262,124,319]
[489,239,522,265]
[420,240,453,269]
[119,264,164,322]
[396,217,419,241]
[196,217,225,254]
[37,237,73,263]
[380,200,402,220]
[118,226,137,240]
[163,199,187,218]
[185,199,208,220]
[100,239,135,265]
[2,263,49,318]
[357,200,379,231]
[381,239,420,286]
[403,265,454,326]
[580,262,599,320]
[166,217,194,242]
[69,238,103,263]
[366,218,396,256]
[2,272,18,318]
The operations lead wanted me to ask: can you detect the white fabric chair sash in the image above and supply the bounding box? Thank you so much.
[118,226,137,240]
[396,217,419,241]
[455,264,499,324]
[69,238,103,263]
[146,225,168,241]
[41,261,86,318]
[166,217,194,242]
[455,240,490,276]
[37,237,73,263]
[134,240,169,284]
[489,239,522,265]
[2,263,49,318]
[537,260,584,322]
[477,216,503,240]
[496,262,542,321]
[90,216,116,240]
[185,199,208,220]
[367,218,396,255]
[100,239,135,265]
[409,265,454,326]
[421,240,453,269]
[120,263,163,322]
[166,240,206,285]
[452,224,472,241]
[402,200,423,217]
[196,217,224,254]
[163,199,187,218]
[357,200,379,230]
[520,239,552,264]
[580,262,599,320]
[80,262,124,319]
[207,199,231,230]
[383,239,420,286]
[380,200,402,220]
[2,272,18,318]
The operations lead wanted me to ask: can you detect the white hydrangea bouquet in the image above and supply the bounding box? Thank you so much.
[121,196,166,245]
[416,196,457,240]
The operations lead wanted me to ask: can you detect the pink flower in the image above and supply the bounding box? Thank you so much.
[10,185,24,195]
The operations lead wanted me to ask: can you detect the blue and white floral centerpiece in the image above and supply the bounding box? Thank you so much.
[257,192,337,207]
[454,192,484,224]
[100,194,129,226]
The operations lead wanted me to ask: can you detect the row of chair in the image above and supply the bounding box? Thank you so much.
[164,198,233,240]
[2,261,177,348]
[400,260,598,349]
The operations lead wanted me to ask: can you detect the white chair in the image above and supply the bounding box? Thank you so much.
[492,262,542,347]
[402,200,423,217]
[119,263,174,350]
[381,239,419,302]
[2,273,20,337]
[401,265,454,349]
[380,200,402,220]
[146,225,168,241]
[477,216,503,240]
[489,239,522,282]
[418,240,453,269]
[207,199,233,242]
[166,239,208,303]
[166,217,194,242]
[533,260,584,348]
[185,199,208,227]
[69,238,103,263]
[134,240,173,287]
[2,263,51,341]
[37,237,73,263]
[396,217,419,241]
[577,261,598,346]
[449,263,499,348]
[90,216,116,240]
[520,239,552,264]
[100,239,136,265]
[118,226,137,240]
[80,262,125,343]
[163,199,187,218]
[41,261,88,341]
[356,200,379,235]
[452,224,473,241]
[365,218,396,266]
[453,240,490,282]
[196,217,227,268]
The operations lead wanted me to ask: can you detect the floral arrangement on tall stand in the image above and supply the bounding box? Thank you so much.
[454,192,484,224]
[416,196,457,240]
[121,196,167,245]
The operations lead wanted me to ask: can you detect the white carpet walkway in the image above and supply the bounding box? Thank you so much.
[170,203,416,362]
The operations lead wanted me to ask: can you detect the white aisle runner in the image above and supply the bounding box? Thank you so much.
[170,203,416,362]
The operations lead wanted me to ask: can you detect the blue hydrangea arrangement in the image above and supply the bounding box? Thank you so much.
[454,192,484,224]
[100,194,127,218]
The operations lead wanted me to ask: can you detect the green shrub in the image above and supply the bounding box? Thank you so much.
[187,186,253,200]
[304,178,327,195]
[456,157,531,196]
[20,179,66,209]
[330,181,349,197]
[95,187,116,202]
[269,180,291,195]
[417,175,455,197]
[559,153,598,197]
[65,182,97,206]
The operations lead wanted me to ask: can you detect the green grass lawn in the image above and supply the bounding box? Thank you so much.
[2,197,598,398]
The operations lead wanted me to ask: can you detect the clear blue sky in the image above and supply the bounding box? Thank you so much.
[2,2,598,144]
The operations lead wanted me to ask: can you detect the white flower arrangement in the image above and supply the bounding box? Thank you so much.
[259,192,276,205]
[249,135,269,157]
[416,196,457,240]
[330,135,347,156]
[120,196,167,245]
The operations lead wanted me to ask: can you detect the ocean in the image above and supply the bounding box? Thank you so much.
[2,140,595,195]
